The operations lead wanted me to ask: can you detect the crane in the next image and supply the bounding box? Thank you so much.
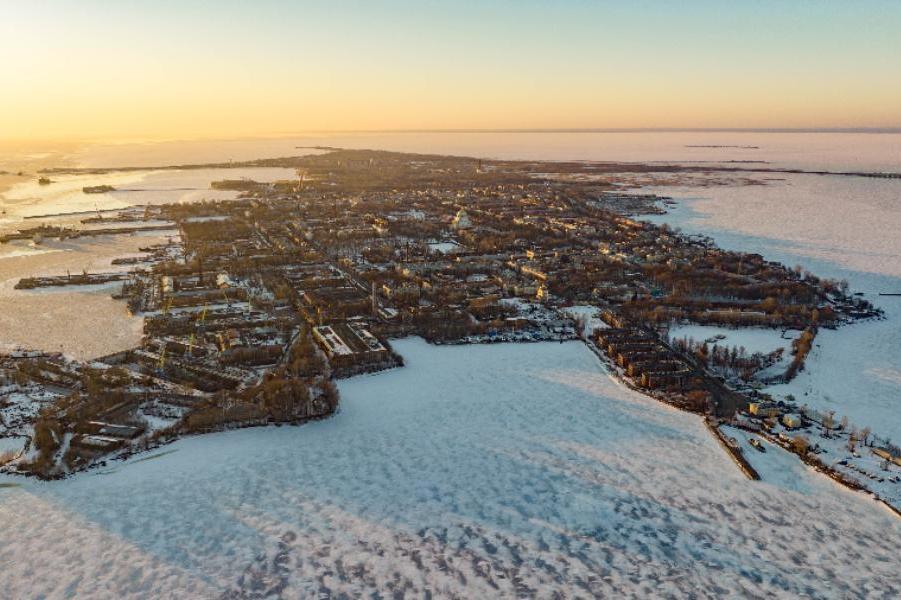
[187,303,209,356]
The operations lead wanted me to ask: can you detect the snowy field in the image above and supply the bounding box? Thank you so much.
[1,338,899,598]
[666,324,796,359]
[666,323,796,381]
[0,436,25,456]
[764,316,901,443]
[427,241,462,254]
[562,305,609,337]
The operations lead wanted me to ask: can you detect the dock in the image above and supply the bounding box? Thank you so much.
[15,272,129,290]
[0,224,175,244]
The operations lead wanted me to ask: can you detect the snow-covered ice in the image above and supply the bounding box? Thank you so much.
[1,338,898,598]
[0,234,163,360]
[1,167,297,220]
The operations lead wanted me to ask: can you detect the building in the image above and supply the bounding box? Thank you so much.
[312,322,392,373]
[749,402,781,418]
[782,413,802,429]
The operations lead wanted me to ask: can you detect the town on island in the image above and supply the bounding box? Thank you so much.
[1,148,897,515]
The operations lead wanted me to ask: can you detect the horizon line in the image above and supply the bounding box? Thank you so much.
[294,127,901,134]
[7,127,901,147]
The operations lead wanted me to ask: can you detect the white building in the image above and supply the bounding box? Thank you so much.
[451,208,472,230]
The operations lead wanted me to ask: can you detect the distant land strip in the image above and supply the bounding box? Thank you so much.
[39,148,901,181]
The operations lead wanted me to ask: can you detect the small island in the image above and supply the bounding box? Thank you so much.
[82,184,116,194]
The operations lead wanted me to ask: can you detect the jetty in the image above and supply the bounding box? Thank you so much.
[15,272,129,290]
[0,224,175,244]
[705,419,761,481]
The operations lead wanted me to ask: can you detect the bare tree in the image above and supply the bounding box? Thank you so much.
[860,426,872,447]
[791,435,810,455]
[822,411,835,433]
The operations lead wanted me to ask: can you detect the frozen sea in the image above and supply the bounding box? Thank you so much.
[2,339,899,598]
[1,166,297,222]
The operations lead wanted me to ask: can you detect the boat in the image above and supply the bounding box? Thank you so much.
[83,185,116,194]
[749,438,766,453]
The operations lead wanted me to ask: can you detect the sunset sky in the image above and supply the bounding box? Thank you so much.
[3,0,901,141]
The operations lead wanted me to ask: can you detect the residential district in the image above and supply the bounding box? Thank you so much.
[1,149,898,513]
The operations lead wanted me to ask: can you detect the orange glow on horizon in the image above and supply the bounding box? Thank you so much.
[3,2,901,142]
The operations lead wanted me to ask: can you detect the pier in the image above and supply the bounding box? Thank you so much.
[0,224,175,244]
[15,272,129,290]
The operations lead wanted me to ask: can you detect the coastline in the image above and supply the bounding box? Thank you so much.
[643,180,901,443]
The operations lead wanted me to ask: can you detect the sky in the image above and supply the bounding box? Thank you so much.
[2,0,901,141]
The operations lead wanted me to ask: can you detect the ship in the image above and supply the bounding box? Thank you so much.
[83,185,116,194]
